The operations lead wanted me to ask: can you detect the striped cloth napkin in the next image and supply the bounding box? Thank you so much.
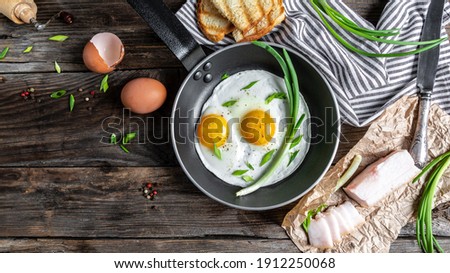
[176,0,450,127]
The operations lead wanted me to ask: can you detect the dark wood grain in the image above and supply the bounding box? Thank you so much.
[1,0,449,254]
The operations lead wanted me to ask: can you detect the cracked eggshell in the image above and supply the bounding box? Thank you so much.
[83,32,124,74]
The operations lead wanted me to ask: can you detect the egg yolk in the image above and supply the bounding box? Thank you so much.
[197,114,229,148]
[240,110,276,146]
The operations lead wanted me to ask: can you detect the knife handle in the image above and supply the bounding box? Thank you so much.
[409,90,432,168]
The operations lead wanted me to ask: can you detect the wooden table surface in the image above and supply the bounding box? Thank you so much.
[1,0,449,253]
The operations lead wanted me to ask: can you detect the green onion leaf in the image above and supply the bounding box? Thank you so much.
[69,94,75,112]
[245,161,254,170]
[242,175,254,183]
[260,149,276,167]
[54,61,61,73]
[0,47,9,59]
[241,80,258,90]
[221,73,230,80]
[213,142,222,160]
[120,144,130,153]
[334,154,362,192]
[23,46,33,53]
[232,170,248,176]
[302,204,328,232]
[100,74,109,92]
[49,35,69,42]
[265,92,287,104]
[294,113,306,132]
[50,90,67,99]
[290,135,304,149]
[288,151,300,166]
[122,132,137,144]
[222,100,237,107]
[110,133,117,144]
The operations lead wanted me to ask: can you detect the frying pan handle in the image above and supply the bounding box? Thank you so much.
[127,0,206,71]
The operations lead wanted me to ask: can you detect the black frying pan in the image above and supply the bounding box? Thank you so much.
[127,0,340,210]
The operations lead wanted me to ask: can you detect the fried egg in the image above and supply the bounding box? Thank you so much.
[195,70,310,188]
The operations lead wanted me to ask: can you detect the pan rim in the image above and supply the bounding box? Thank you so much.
[170,42,341,211]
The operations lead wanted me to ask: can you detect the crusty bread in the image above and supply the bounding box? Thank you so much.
[209,0,274,35]
[232,0,285,42]
[197,0,235,42]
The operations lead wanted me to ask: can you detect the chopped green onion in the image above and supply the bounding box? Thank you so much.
[100,74,109,92]
[288,151,300,166]
[23,46,33,53]
[120,144,130,153]
[69,94,75,112]
[265,92,287,104]
[221,73,230,80]
[232,170,248,176]
[302,204,328,232]
[122,132,137,144]
[241,80,258,90]
[242,175,254,183]
[54,61,61,73]
[246,161,254,170]
[50,90,67,99]
[0,47,9,59]
[110,133,117,144]
[294,113,306,132]
[213,142,222,160]
[49,35,69,42]
[260,149,276,167]
[290,135,304,149]
[222,100,237,107]
[334,154,362,192]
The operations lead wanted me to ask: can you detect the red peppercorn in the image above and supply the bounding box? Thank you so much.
[20,93,26,97]
[146,183,152,189]
[90,91,95,96]
[152,190,158,195]
[24,91,30,96]
[58,11,75,25]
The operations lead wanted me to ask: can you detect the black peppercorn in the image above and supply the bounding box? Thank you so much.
[58,11,75,25]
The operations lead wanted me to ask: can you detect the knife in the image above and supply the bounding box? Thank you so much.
[409,0,446,168]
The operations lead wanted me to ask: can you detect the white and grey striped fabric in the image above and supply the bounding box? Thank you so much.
[176,0,450,127]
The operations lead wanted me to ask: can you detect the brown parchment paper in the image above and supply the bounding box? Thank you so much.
[282,96,450,253]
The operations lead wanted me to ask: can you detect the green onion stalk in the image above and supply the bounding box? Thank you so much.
[414,150,450,253]
[310,0,447,57]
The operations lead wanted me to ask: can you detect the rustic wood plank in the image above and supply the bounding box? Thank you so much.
[1,237,447,253]
[0,69,186,167]
[0,167,295,238]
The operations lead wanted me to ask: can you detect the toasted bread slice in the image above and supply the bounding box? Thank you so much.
[232,0,285,42]
[210,0,274,34]
[197,0,235,42]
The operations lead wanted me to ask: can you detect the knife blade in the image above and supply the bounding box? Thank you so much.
[410,0,446,168]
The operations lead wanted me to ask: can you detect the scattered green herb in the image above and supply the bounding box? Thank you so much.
[232,170,248,176]
[110,133,117,144]
[120,144,130,153]
[242,175,254,183]
[302,204,328,232]
[69,94,75,112]
[54,61,61,73]
[260,149,276,167]
[213,142,222,160]
[294,113,306,132]
[241,80,258,90]
[48,35,69,42]
[288,150,300,166]
[334,154,362,192]
[415,150,450,253]
[236,41,303,197]
[23,46,33,53]
[122,132,137,144]
[100,74,109,92]
[265,92,287,104]
[310,0,446,57]
[50,90,67,99]
[0,47,9,59]
[221,73,230,80]
[222,100,237,107]
[290,135,304,149]
[246,161,254,170]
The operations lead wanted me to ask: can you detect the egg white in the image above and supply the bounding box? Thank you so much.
[195,70,310,188]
